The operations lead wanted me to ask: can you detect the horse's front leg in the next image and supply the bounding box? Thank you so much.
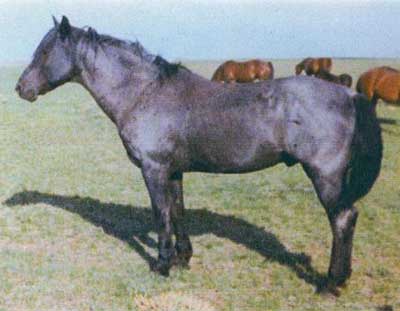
[170,173,192,267]
[141,164,176,276]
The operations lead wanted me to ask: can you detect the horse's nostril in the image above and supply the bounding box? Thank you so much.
[15,83,21,93]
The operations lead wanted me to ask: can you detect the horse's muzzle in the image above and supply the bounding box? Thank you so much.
[15,82,38,102]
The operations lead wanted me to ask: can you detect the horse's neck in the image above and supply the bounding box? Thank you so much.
[75,44,158,125]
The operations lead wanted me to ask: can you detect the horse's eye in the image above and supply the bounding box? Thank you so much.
[42,50,48,56]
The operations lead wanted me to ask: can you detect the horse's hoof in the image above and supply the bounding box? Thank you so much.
[171,254,190,269]
[150,260,170,277]
[328,270,351,288]
[177,260,190,269]
[172,256,191,269]
[317,279,341,297]
[336,277,350,289]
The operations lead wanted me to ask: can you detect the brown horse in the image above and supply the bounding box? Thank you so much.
[211,59,274,83]
[295,58,333,75]
[315,70,353,88]
[357,66,400,109]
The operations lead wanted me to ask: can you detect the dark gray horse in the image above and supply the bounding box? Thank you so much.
[15,16,382,290]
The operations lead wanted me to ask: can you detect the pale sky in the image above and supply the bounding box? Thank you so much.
[1,0,399,63]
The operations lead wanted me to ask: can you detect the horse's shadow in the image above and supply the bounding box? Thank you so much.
[378,118,400,136]
[378,117,399,125]
[4,191,327,290]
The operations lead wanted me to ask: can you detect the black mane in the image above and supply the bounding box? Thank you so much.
[78,26,153,62]
[153,56,188,80]
[78,26,188,80]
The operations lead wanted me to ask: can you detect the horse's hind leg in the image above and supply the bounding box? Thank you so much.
[303,164,358,288]
[327,205,358,286]
[170,172,193,267]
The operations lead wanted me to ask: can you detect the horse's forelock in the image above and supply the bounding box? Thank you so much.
[32,28,57,59]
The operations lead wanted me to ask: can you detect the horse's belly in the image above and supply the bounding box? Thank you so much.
[189,142,282,173]
[378,90,399,103]
[218,153,282,173]
[377,87,399,103]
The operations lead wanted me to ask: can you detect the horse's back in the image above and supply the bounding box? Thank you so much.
[241,77,354,142]
[277,76,355,117]
[358,66,399,83]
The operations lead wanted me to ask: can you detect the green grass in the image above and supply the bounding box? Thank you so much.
[0,59,399,310]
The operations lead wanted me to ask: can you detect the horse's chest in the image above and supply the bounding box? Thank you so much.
[120,114,180,165]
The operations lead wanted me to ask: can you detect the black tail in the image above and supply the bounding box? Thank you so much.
[268,62,274,80]
[370,94,379,112]
[345,94,383,203]
[355,78,362,94]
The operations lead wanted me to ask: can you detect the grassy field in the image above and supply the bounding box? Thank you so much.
[0,59,399,310]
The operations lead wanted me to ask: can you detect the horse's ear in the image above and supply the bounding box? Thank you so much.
[52,15,59,27]
[59,15,71,41]
[87,27,98,41]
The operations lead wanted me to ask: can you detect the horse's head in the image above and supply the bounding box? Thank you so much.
[295,64,303,75]
[15,16,77,102]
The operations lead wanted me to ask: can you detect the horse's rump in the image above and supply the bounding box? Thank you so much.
[356,66,400,104]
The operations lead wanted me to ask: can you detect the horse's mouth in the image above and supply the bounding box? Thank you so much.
[16,89,38,102]
[26,95,38,103]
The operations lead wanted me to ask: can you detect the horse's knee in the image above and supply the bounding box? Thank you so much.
[330,206,358,236]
